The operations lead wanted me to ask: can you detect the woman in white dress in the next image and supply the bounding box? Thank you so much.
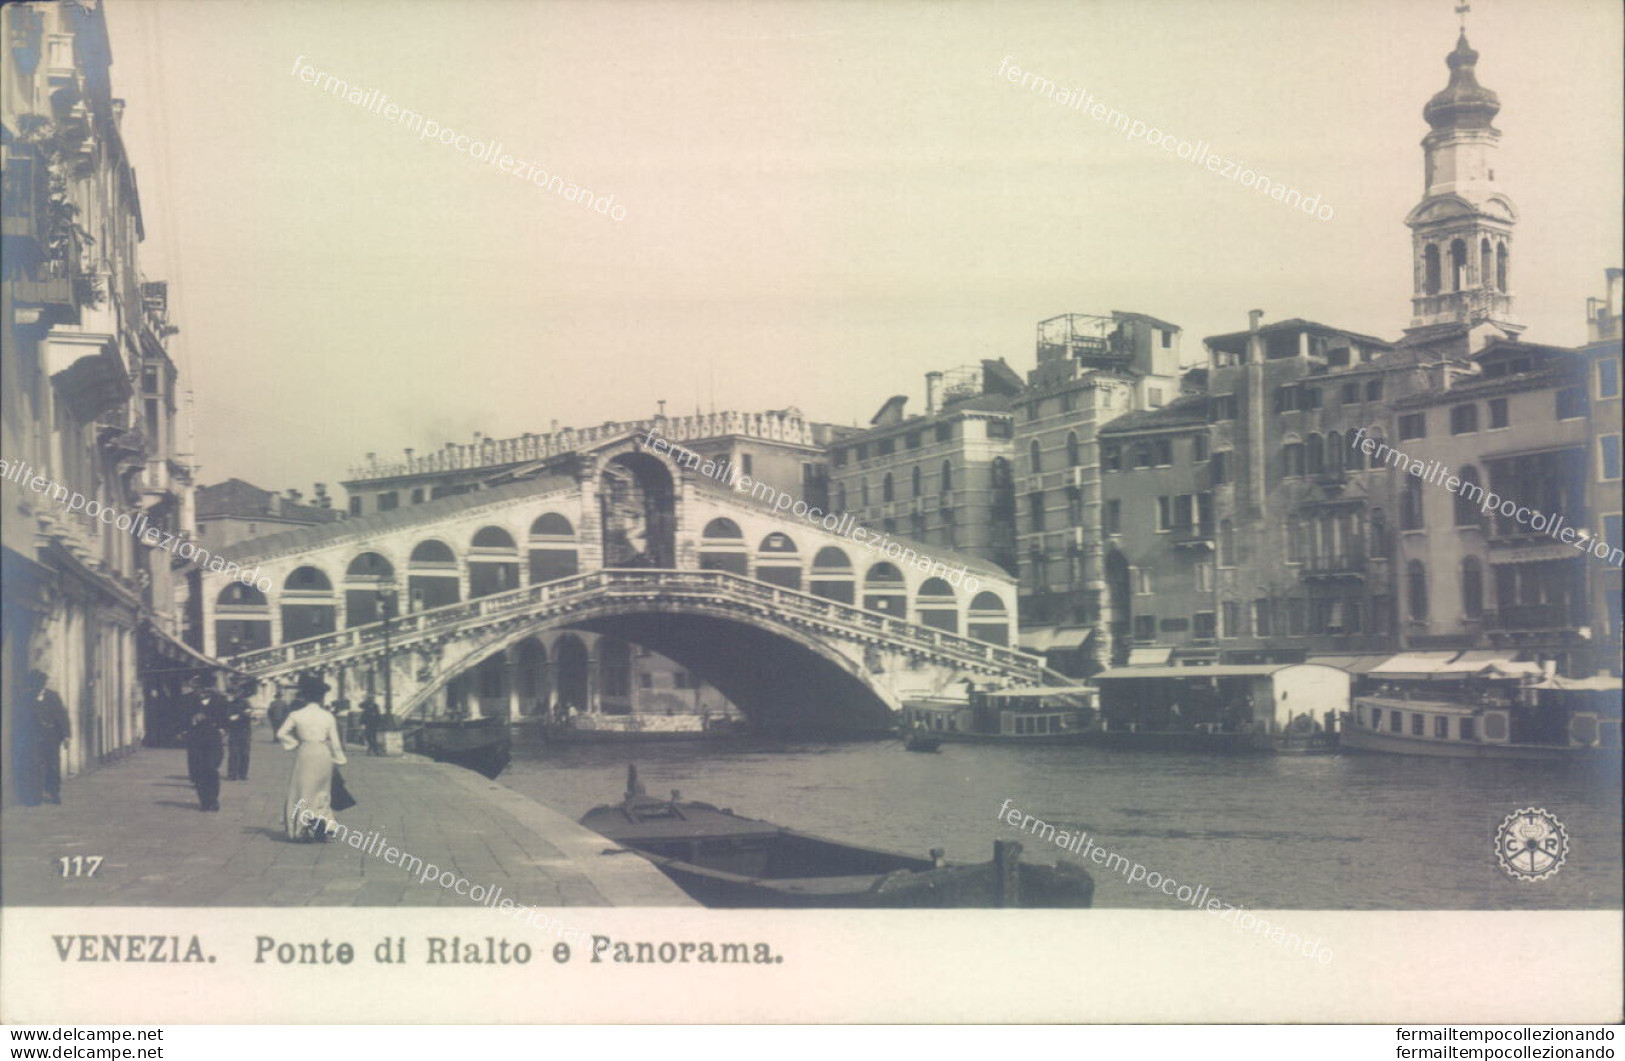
[277,674,348,841]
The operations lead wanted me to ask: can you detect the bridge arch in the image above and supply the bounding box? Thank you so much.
[699,518,747,574]
[343,551,396,626]
[401,598,904,731]
[755,531,801,589]
[468,525,521,599]
[409,538,461,611]
[810,546,854,604]
[528,513,578,582]
[600,452,675,567]
[281,565,336,643]
[863,562,907,617]
[215,582,271,655]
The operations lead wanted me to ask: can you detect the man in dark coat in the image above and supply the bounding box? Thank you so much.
[360,696,383,756]
[185,708,224,811]
[266,688,290,741]
[223,679,256,781]
[22,671,71,805]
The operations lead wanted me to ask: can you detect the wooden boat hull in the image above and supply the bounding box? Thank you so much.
[410,718,511,778]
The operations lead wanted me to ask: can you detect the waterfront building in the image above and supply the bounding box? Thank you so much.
[195,479,344,549]
[1,0,199,800]
[826,361,1021,573]
[341,408,842,521]
[1014,312,1178,673]
[1583,270,1622,673]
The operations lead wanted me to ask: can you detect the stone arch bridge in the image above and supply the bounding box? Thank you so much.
[209,435,1043,730]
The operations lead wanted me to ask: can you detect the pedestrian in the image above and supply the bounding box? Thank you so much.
[224,678,256,781]
[185,707,224,812]
[277,673,348,842]
[21,671,71,805]
[266,687,290,742]
[360,695,383,756]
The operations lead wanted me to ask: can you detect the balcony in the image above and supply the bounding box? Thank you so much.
[1486,604,1586,633]
[1169,524,1215,550]
[1301,553,1367,579]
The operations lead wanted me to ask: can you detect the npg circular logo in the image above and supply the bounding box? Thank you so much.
[1495,807,1569,882]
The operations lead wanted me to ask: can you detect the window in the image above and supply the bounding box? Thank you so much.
[935,422,954,443]
[1103,443,1122,472]
[986,419,1011,440]
[1195,611,1218,639]
[1306,434,1324,475]
[1210,451,1228,484]
[1160,329,1172,349]
[1398,413,1426,440]
[1060,392,1075,414]
[1026,402,1039,422]
[1149,388,1164,408]
[905,431,921,450]
[860,479,869,506]
[1274,386,1297,414]
[882,473,894,502]
[1369,509,1389,557]
[1133,615,1156,640]
[1606,514,1623,553]
[1600,358,1621,399]
[1367,379,1384,402]
[410,487,424,504]
[741,454,754,475]
[940,460,953,491]
[1450,404,1478,434]
[1402,476,1425,530]
[1067,488,1084,525]
[1340,382,1360,405]
[1253,598,1272,636]
[1556,386,1588,420]
[1411,713,1425,737]
[1286,521,1303,563]
[1103,499,1121,535]
[1451,466,1484,527]
[1133,568,1153,595]
[1433,716,1448,739]
[1067,432,1081,467]
[1155,439,1173,466]
[1460,717,1475,741]
[1390,710,1404,734]
[1219,520,1235,566]
[1173,493,1195,529]
[1134,443,1154,469]
[856,443,869,461]
[835,484,846,509]
[1346,437,1364,471]
[1156,496,1172,532]
[1488,398,1509,429]
[1407,560,1429,621]
[1192,433,1208,462]
[1601,435,1621,481]
[349,496,362,516]
[1210,394,1237,421]
[1282,442,1305,477]
[1029,440,1043,473]
[876,439,893,458]
[1196,563,1213,591]
[378,491,399,512]
[911,465,922,497]
[1028,492,1046,532]
[1461,557,1483,618]
[1220,601,1241,638]
[833,448,848,467]
[1302,387,1322,410]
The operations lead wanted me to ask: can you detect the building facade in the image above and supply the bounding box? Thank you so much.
[195,478,344,549]
[2,0,198,802]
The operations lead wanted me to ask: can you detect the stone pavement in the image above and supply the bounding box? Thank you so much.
[0,737,692,907]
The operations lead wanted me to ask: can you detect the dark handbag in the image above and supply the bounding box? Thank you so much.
[330,767,357,812]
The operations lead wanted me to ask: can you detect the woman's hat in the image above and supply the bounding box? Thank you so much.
[294,673,330,704]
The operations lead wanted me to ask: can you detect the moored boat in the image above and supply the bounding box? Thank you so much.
[407,716,511,778]
[900,685,1097,744]
[579,767,1095,908]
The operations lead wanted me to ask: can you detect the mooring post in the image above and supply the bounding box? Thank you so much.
[994,840,1022,907]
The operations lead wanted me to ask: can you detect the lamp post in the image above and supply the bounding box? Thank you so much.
[379,585,398,719]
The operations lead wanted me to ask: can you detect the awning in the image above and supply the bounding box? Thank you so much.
[1127,646,1174,667]
[1368,652,1460,680]
[981,685,1096,699]
[139,619,251,678]
[1094,664,1289,680]
[1534,674,1623,692]
[1018,626,1057,652]
[1046,627,1091,652]
[1306,654,1391,674]
[1444,650,1542,678]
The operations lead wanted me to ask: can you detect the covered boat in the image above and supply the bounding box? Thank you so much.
[900,685,1097,744]
[580,767,1094,908]
[407,716,511,778]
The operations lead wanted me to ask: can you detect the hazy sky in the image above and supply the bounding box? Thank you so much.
[102,0,1622,495]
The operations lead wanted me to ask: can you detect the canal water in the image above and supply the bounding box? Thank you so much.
[500,735,1622,910]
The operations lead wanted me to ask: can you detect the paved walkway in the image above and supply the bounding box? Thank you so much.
[1,737,691,907]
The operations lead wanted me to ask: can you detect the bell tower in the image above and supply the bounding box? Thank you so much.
[1403,13,1522,341]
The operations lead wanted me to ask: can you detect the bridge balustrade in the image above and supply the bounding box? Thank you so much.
[226,569,1031,677]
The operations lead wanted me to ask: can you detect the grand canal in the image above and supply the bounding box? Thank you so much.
[501,734,1622,910]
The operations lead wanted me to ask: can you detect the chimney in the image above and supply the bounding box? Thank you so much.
[404,447,414,461]
[925,371,944,415]
[550,420,560,433]
[285,488,302,504]
[473,431,484,446]
[365,451,377,463]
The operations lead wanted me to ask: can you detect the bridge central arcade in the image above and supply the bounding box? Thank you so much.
[203,429,1032,730]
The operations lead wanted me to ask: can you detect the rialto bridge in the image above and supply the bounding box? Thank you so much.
[205,438,1044,730]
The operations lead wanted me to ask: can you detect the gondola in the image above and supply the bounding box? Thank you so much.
[579,766,1094,908]
[408,716,511,778]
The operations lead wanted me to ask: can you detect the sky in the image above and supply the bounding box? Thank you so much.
[100,0,1623,496]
